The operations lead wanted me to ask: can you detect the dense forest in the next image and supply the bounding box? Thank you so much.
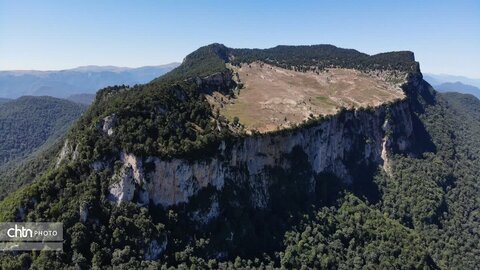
[0,96,85,167]
[0,44,478,269]
[231,44,418,73]
[0,97,85,199]
[0,140,65,201]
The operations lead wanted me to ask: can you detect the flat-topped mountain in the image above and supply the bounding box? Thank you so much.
[161,43,413,132]
[0,44,477,269]
[211,62,405,132]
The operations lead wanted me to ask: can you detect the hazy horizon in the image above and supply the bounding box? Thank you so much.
[1,0,479,77]
[0,62,180,72]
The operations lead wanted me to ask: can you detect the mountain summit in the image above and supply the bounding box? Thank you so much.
[0,44,477,269]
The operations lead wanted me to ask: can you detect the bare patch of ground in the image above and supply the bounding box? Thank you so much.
[207,62,406,133]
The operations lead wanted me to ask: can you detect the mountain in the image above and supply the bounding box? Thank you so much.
[0,63,179,99]
[0,44,478,269]
[0,98,11,105]
[434,81,480,97]
[424,73,480,89]
[423,73,480,98]
[0,139,65,201]
[422,74,442,86]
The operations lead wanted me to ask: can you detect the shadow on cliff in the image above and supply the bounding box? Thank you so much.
[145,80,441,262]
[209,146,345,259]
[410,113,437,155]
[150,146,346,262]
[405,78,438,155]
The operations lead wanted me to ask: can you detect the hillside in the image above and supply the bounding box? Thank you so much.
[0,96,85,168]
[0,44,478,269]
[0,96,86,200]
[0,98,11,105]
[0,64,179,99]
[434,81,480,98]
[0,139,65,201]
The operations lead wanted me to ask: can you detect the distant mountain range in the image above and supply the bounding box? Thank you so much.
[434,82,480,97]
[424,73,480,88]
[1,43,478,269]
[423,73,480,98]
[0,63,179,99]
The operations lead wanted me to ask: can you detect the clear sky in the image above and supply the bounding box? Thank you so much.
[1,0,479,78]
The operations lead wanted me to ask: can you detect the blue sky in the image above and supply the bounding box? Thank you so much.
[1,0,479,77]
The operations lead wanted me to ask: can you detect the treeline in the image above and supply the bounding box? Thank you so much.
[230,44,418,73]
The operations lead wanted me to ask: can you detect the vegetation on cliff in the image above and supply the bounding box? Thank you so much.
[231,44,418,73]
[0,44,478,269]
[64,43,418,160]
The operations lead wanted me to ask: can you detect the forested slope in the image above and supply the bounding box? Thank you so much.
[0,96,85,199]
[0,45,478,269]
[0,96,85,166]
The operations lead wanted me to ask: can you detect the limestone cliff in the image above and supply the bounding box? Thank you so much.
[103,99,414,211]
[50,70,428,226]
[53,50,428,225]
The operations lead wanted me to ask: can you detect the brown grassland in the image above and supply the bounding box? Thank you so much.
[206,62,406,132]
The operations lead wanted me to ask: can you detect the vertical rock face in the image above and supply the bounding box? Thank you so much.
[100,114,117,136]
[56,139,79,167]
[105,99,415,210]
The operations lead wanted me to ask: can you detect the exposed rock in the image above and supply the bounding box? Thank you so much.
[144,238,167,261]
[108,164,136,203]
[108,152,149,205]
[381,123,393,175]
[79,203,88,223]
[56,139,79,167]
[195,72,236,95]
[101,114,117,136]
[72,144,79,161]
[108,99,415,209]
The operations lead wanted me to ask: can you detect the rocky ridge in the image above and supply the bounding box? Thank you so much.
[56,70,426,219]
